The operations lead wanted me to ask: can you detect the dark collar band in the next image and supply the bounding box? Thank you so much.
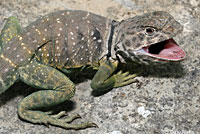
[107,20,116,58]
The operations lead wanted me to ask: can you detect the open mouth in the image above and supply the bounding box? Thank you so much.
[139,39,186,61]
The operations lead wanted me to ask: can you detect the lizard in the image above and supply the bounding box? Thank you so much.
[0,10,186,130]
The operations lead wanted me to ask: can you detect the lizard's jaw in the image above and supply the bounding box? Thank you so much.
[137,38,186,61]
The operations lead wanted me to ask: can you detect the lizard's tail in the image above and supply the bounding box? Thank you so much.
[0,55,19,94]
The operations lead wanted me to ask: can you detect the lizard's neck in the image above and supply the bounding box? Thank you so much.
[100,20,119,61]
[111,20,128,63]
[100,20,129,63]
[107,20,117,58]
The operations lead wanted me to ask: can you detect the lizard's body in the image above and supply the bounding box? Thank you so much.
[0,10,109,91]
[31,10,111,69]
[0,10,185,129]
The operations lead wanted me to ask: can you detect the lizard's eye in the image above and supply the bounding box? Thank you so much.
[145,27,156,36]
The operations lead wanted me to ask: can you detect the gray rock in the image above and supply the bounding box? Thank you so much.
[0,0,199,134]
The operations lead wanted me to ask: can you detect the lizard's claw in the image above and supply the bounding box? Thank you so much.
[113,71,141,88]
[87,122,98,128]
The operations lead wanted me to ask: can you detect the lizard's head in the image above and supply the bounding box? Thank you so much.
[113,11,186,64]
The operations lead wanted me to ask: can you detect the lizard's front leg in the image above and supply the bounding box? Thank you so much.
[90,58,138,92]
[17,60,96,129]
[90,59,117,92]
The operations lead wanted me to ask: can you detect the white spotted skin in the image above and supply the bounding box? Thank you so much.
[33,10,112,69]
[0,10,112,94]
[0,56,19,94]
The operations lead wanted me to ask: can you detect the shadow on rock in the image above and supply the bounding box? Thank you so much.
[122,62,186,78]
[0,62,185,107]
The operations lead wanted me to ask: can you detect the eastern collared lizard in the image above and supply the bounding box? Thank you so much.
[0,10,185,129]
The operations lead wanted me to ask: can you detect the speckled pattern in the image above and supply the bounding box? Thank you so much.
[32,10,110,69]
[0,0,199,134]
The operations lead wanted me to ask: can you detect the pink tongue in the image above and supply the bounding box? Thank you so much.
[157,39,186,60]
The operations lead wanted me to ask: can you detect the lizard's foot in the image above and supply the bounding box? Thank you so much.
[113,71,141,88]
[18,110,97,130]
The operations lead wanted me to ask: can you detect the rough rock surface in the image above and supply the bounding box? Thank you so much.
[0,0,199,134]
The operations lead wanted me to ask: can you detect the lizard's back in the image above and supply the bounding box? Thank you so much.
[35,10,111,69]
[0,10,112,93]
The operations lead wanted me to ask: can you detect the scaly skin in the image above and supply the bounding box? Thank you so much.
[0,16,22,52]
[0,10,185,130]
[0,17,22,95]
